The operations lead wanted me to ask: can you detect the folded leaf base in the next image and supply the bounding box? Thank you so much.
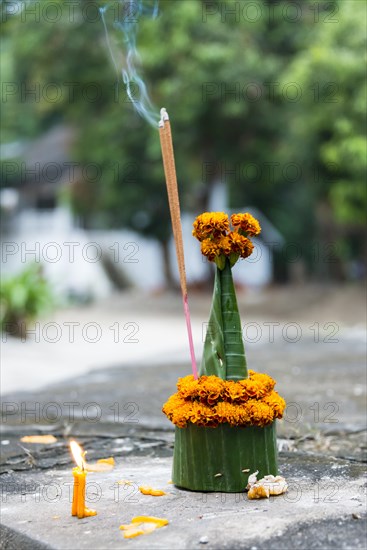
[172,422,278,492]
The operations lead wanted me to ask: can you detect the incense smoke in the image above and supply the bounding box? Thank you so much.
[99,0,159,127]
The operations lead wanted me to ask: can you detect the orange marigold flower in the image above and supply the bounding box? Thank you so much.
[201,239,221,261]
[192,212,230,241]
[218,235,232,256]
[231,213,261,236]
[162,394,191,428]
[228,232,254,259]
[224,380,246,402]
[197,376,225,404]
[247,400,275,427]
[242,380,259,398]
[190,402,216,426]
[263,392,286,419]
[251,372,276,394]
[176,375,198,400]
[177,374,195,389]
[227,402,244,426]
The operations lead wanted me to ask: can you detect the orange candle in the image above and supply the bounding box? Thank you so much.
[70,441,97,519]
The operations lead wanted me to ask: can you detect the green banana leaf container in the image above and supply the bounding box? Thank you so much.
[173,422,278,492]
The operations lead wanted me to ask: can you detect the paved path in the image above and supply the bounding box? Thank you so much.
[1,285,366,395]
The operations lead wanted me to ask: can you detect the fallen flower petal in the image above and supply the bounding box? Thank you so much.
[119,516,169,538]
[132,517,169,527]
[139,485,166,496]
[260,475,288,496]
[247,474,287,499]
[122,526,145,539]
[248,483,270,499]
[20,435,57,444]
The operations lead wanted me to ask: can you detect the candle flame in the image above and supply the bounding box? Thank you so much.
[70,440,86,470]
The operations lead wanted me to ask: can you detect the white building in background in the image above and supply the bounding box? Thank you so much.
[1,209,282,297]
[1,128,284,298]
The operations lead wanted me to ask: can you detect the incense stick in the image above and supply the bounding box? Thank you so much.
[159,108,198,379]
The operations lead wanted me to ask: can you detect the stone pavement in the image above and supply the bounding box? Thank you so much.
[1,354,366,549]
[0,454,365,550]
[1,285,366,549]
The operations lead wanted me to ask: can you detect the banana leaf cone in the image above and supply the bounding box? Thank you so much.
[172,260,278,492]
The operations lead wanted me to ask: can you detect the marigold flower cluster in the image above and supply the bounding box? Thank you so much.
[192,212,261,268]
[162,371,286,428]
[231,213,261,236]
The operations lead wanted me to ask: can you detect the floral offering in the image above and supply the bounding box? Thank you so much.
[163,211,286,492]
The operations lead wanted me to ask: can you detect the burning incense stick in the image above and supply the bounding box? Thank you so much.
[159,108,198,379]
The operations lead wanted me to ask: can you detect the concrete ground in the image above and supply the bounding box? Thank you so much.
[1,454,366,550]
[1,284,366,549]
[1,283,366,394]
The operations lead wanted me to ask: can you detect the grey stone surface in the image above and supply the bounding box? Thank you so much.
[0,524,51,550]
[1,454,366,550]
[1,349,366,473]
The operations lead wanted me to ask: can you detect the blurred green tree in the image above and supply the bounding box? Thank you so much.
[279,0,367,279]
[1,0,365,284]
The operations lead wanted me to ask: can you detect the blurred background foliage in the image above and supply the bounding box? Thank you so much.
[1,0,366,284]
[0,263,54,337]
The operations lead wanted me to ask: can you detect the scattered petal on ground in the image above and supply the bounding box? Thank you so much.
[248,483,270,499]
[261,475,288,496]
[247,472,287,499]
[20,435,57,444]
[139,485,167,496]
[119,516,169,538]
